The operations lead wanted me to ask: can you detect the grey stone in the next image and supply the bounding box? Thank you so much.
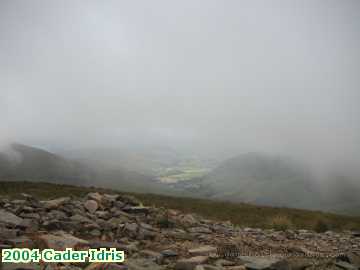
[238,256,288,270]
[126,258,164,270]
[123,206,150,214]
[161,249,178,257]
[335,261,357,270]
[189,246,217,256]
[175,256,209,270]
[84,200,99,213]
[0,210,23,226]
[42,197,70,209]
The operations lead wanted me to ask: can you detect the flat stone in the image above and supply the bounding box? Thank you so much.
[48,210,68,220]
[195,265,221,270]
[215,259,236,267]
[118,195,142,206]
[95,210,111,219]
[0,210,23,226]
[114,201,126,209]
[126,258,164,270]
[88,240,128,252]
[0,227,19,239]
[19,218,38,230]
[122,206,150,214]
[189,246,217,256]
[108,217,129,228]
[335,261,357,270]
[89,229,101,237]
[169,231,194,241]
[139,250,163,263]
[175,256,209,270]
[42,197,70,209]
[139,222,156,231]
[188,227,212,234]
[161,249,178,257]
[124,222,138,234]
[35,231,89,250]
[238,256,286,270]
[20,213,41,219]
[42,220,80,231]
[70,214,93,223]
[137,228,157,240]
[181,214,199,227]
[103,194,119,202]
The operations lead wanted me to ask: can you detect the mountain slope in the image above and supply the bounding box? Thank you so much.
[0,143,93,185]
[183,152,360,215]
[192,153,320,209]
[0,143,185,196]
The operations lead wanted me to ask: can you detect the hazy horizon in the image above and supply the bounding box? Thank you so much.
[1,1,360,179]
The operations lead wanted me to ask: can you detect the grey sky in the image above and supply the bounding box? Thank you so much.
[1,0,359,174]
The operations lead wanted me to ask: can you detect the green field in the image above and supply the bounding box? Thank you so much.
[155,159,211,183]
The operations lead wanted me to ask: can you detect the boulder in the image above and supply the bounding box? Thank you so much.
[0,210,23,226]
[87,192,103,203]
[84,200,99,213]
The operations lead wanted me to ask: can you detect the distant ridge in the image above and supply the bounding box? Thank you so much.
[0,143,93,185]
[0,143,181,195]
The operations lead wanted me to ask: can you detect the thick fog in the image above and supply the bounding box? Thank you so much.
[1,1,360,177]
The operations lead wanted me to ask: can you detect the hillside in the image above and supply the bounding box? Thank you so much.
[0,143,93,185]
[179,153,360,216]
[0,143,180,195]
[184,153,318,209]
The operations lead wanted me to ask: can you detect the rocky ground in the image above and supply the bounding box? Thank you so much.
[0,192,359,270]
